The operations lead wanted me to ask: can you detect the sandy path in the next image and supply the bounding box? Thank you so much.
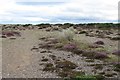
[2,30,35,77]
[2,30,59,78]
[2,30,39,78]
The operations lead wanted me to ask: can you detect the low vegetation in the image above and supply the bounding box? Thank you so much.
[1,23,119,79]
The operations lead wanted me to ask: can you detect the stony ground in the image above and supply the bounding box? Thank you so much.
[1,28,119,78]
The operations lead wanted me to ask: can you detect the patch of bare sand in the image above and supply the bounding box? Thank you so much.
[2,30,53,78]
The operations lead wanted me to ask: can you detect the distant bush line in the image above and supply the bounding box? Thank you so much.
[4,23,120,29]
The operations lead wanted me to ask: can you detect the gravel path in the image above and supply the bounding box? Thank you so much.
[2,30,59,78]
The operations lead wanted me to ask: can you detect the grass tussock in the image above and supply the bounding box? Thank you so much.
[57,27,76,43]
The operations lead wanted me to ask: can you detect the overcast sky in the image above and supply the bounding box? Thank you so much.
[0,0,119,24]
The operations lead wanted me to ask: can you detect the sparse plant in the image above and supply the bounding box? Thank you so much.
[113,62,120,69]
[49,54,56,60]
[54,43,64,49]
[94,52,108,59]
[63,43,77,51]
[45,27,51,31]
[72,49,83,55]
[43,63,55,72]
[82,51,96,59]
[112,50,120,56]
[94,41,104,45]
[94,64,103,70]
[41,58,49,62]
[75,75,97,80]
[56,60,77,69]
[79,31,87,34]
[110,36,120,40]
[2,31,21,37]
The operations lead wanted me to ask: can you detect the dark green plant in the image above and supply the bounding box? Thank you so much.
[74,75,97,80]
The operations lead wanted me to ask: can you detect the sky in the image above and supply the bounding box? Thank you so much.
[0,0,119,24]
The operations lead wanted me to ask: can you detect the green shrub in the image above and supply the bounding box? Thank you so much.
[75,75,97,80]
[79,31,87,34]
[64,75,104,80]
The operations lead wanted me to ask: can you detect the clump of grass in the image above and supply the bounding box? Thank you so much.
[45,27,51,31]
[106,54,119,62]
[113,62,120,72]
[94,74,105,80]
[82,51,96,59]
[94,47,106,52]
[65,74,105,80]
[42,59,81,78]
[74,41,90,51]
[55,60,77,70]
[57,27,75,43]
[75,75,97,80]
[51,26,61,31]
[54,43,64,49]
[94,64,103,70]
[58,70,85,78]
[72,49,83,55]
[43,63,55,72]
